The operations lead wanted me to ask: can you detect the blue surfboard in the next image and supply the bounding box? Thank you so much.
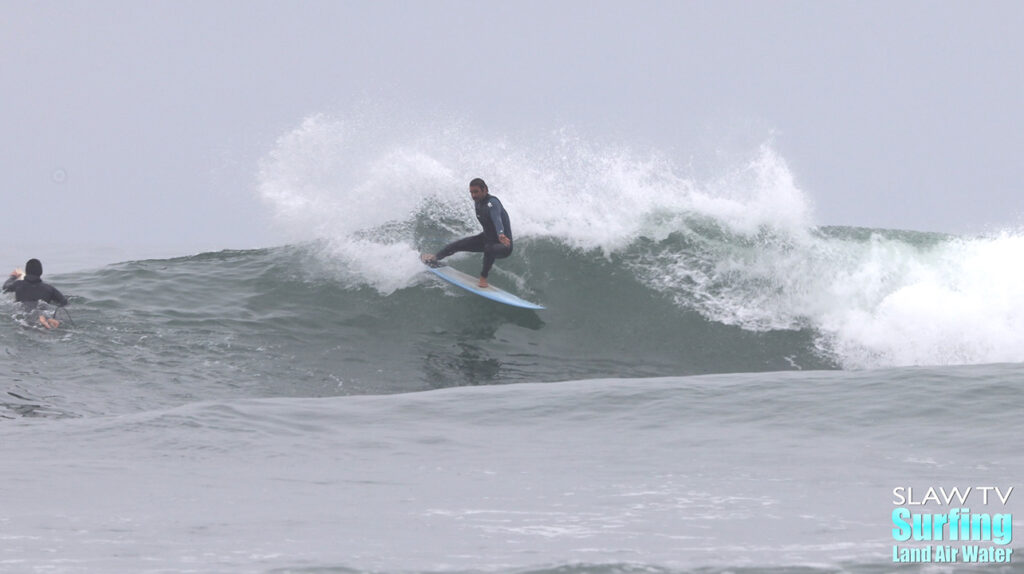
[425,264,545,310]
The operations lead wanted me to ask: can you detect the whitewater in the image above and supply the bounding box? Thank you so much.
[1,115,1022,573]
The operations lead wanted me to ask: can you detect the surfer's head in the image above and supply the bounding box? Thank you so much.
[469,178,488,201]
[25,258,42,277]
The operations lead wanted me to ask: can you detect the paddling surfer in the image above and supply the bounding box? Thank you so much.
[3,258,68,329]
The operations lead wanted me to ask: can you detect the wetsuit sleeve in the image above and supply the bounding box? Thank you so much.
[488,200,506,236]
[46,285,69,307]
[2,276,16,293]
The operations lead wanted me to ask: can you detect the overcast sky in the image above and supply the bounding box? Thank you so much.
[3,1,1023,266]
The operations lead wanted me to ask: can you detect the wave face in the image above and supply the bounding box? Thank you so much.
[34,226,1024,410]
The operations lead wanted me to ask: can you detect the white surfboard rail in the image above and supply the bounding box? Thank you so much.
[426,265,545,310]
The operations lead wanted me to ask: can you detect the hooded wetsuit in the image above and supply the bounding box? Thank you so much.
[3,274,68,309]
[434,194,513,278]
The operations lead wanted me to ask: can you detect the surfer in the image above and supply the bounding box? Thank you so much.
[422,178,513,288]
[3,259,68,329]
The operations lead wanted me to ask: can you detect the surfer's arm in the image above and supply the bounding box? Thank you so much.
[487,200,506,237]
[2,276,17,293]
[47,286,69,307]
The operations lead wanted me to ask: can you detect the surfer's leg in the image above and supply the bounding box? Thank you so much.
[480,241,512,278]
[435,234,487,260]
[480,252,495,280]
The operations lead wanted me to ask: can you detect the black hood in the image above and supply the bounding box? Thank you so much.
[25,259,42,276]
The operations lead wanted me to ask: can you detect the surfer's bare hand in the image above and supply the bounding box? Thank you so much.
[499,234,510,247]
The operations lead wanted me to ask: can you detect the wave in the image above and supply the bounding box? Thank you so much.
[254,114,1024,370]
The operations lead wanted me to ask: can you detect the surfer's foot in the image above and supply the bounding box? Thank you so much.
[478,277,489,288]
[38,316,59,329]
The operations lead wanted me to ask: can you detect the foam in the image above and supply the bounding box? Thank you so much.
[257,115,808,280]
[821,233,1024,367]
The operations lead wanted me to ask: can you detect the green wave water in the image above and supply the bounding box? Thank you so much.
[4,217,1022,420]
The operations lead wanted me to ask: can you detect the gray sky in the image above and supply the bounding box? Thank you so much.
[4,1,1024,265]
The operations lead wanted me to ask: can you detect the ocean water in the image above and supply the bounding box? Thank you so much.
[2,117,1022,572]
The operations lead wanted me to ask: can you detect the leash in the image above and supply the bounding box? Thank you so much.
[54,306,76,329]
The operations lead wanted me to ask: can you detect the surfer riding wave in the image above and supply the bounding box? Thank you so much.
[422,178,513,288]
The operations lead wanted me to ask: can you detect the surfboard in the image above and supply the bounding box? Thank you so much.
[425,264,545,310]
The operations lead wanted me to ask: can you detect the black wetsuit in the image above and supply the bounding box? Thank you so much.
[2,274,68,309]
[434,194,513,278]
